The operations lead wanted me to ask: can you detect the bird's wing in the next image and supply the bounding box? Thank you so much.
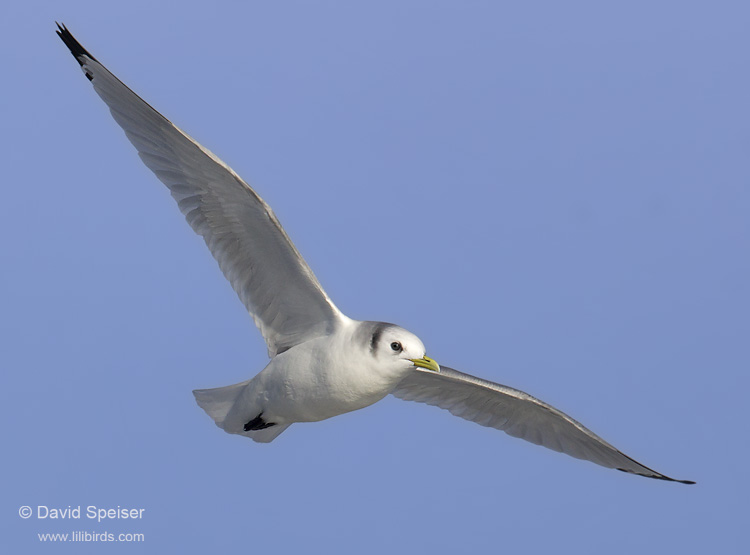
[392,366,693,483]
[56,24,346,356]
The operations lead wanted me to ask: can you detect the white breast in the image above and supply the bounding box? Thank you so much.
[236,322,409,424]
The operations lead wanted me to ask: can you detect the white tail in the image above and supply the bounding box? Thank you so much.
[193,381,291,443]
[193,380,248,427]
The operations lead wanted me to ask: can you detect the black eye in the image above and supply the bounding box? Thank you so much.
[390,341,402,352]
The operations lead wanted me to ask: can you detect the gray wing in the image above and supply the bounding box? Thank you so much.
[392,366,694,483]
[57,24,345,356]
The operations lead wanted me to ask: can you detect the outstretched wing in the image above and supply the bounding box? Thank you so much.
[57,24,346,356]
[392,366,693,483]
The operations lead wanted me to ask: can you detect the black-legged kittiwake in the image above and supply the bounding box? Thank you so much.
[57,24,693,484]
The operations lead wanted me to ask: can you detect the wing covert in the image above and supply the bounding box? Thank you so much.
[392,366,693,483]
[57,24,345,356]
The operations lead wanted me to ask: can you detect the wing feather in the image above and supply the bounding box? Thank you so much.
[57,24,345,356]
[392,366,694,483]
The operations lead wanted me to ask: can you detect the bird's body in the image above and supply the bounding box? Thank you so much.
[56,23,693,484]
[196,320,427,440]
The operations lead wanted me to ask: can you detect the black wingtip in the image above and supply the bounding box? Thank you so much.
[56,22,97,80]
[616,468,696,485]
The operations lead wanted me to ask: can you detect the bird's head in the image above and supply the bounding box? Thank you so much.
[365,322,440,379]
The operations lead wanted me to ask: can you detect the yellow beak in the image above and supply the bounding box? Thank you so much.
[410,355,440,373]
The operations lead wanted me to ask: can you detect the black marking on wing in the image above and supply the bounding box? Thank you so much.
[244,413,277,432]
[616,468,696,485]
[56,23,97,80]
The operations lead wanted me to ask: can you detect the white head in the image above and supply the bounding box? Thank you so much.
[361,322,440,380]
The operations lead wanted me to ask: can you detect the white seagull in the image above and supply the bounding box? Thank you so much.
[57,24,693,484]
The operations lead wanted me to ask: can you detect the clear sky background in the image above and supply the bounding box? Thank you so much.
[2,1,748,553]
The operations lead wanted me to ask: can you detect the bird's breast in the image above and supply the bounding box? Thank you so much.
[256,339,396,423]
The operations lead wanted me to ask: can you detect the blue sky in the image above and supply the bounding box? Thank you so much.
[2,1,748,553]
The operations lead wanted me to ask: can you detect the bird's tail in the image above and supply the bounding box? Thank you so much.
[193,380,249,427]
[193,381,291,443]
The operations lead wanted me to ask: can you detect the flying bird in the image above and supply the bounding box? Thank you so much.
[56,24,693,484]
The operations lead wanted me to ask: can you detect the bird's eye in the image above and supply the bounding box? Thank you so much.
[390,341,402,352]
